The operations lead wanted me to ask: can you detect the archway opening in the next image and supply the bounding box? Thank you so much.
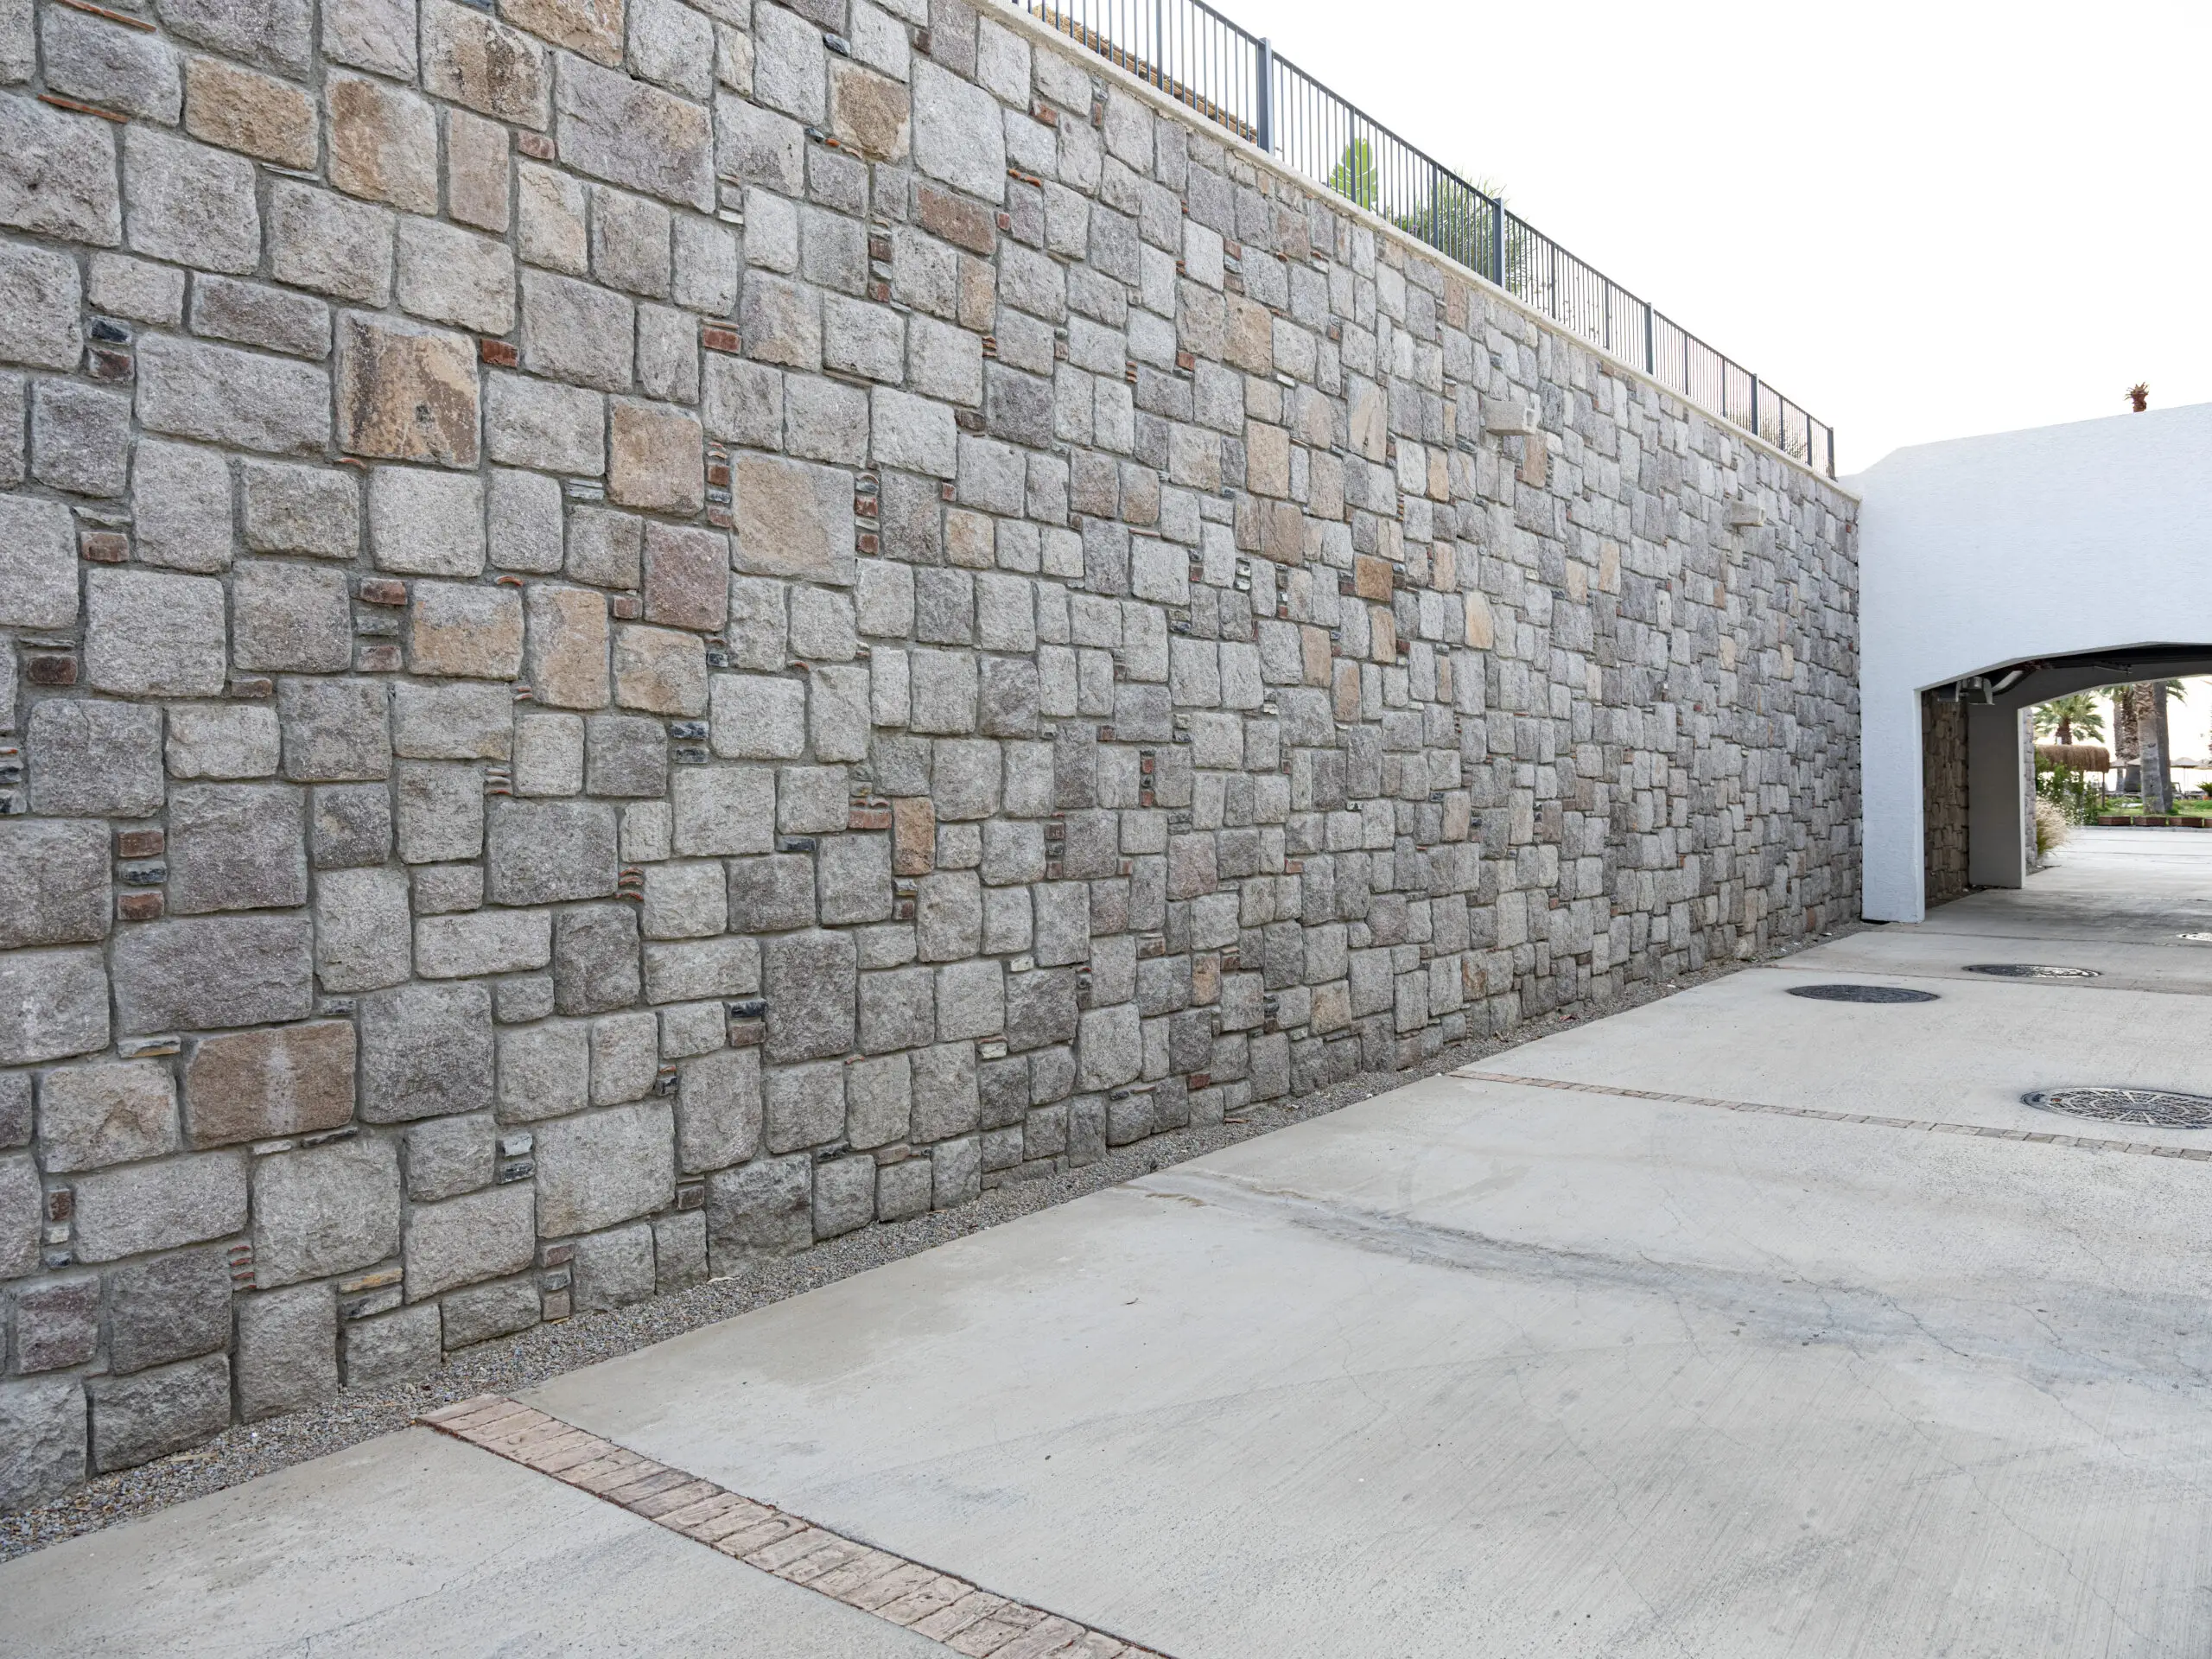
[1918,645,2212,914]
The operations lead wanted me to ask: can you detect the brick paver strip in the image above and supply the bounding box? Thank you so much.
[1454,1069,2212,1161]
[423,1396,1170,1659]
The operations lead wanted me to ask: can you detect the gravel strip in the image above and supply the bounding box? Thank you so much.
[0,927,1859,1562]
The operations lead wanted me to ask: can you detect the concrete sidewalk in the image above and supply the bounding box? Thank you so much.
[0,1425,943,1656]
[9,827,2211,1656]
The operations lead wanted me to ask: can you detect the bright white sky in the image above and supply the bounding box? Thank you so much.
[1227,0,2212,473]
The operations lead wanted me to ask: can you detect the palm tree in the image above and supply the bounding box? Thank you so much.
[2106,680,2185,810]
[2147,679,2189,814]
[2034,694,2105,746]
[2109,684,2139,772]
[2139,683,2171,813]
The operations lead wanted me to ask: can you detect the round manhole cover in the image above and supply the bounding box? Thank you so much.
[1962,963,2102,980]
[2024,1088,2212,1128]
[1786,984,1939,1004]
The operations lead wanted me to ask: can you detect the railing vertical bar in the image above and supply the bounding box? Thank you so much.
[1251,39,1267,161]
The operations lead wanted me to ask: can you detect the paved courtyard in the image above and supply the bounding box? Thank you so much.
[8,828,2211,1656]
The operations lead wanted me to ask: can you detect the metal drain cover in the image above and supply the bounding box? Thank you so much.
[1963,963,2102,980]
[1786,984,1939,1004]
[2024,1088,2212,1128]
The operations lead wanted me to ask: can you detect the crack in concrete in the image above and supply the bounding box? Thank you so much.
[1136,1166,2212,1395]
[1448,1069,2212,1164]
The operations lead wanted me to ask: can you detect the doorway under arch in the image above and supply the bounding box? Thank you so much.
[1914,648,2212,912]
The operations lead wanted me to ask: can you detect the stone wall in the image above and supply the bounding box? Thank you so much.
[0,0,1859,1507]
[1921,693,1967,906]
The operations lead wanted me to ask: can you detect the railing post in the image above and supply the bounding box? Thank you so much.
[1489,196,1503,287]
[1254,37,1273,153]
[1827,427,1835,477]
[1643,302,1654,374]
[1749,374,1759,439]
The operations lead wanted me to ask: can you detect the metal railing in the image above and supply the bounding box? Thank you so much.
[1014,0,1835,475]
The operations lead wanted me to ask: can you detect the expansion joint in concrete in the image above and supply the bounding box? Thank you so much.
[1452,1070,2212,1162]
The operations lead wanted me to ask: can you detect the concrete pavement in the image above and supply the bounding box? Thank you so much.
[9,826,2212,1656]
[0,1426,944,1656]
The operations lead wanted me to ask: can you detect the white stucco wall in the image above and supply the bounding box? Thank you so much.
[1851,403,2212,920]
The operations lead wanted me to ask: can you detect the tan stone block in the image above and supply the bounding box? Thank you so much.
[337,313,480,467]
[518,160,586,270]
[1598,539,1620,594]
[1464,590,1493,650]
[733,455,854,585]
[1352,554,1394,601]
[829,62,908,162]
[1190,951,1219,1007]
[185,58,318,169]
[1260,499,1303,567]
[525,583,610,709]
[1332,659,1359,723]
[502,0,624,67]
[410,581,525,679]
[891,797,933,875]
[957,254,994,333]
[1348,382,1387,462]
[1170,424,1220,493]
[1300,624,1332,687]
[1427,448,1449,501]
[1244,421,1290,499]
[1224,293,1271,375]
[613,624,706,715]
[1431,540,1458,594]
[447,110,512,233]
[423,0,550,127]
[642,522,728,632]
[327,72,440,214]
[916,184,992,256]
[944,509,992,569]
[1307,449,1344,520]
[1310,978,1350,1033]
[1518,437,1547,488]
[608,399,702,513]
[183,1021,356,1147]
[1368,603,1395,664]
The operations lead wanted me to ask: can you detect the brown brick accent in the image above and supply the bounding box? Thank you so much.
[423,1395,1173,1658]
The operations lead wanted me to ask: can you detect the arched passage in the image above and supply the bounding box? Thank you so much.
[1853,404,2212,920]
[1914,646,2212,910]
